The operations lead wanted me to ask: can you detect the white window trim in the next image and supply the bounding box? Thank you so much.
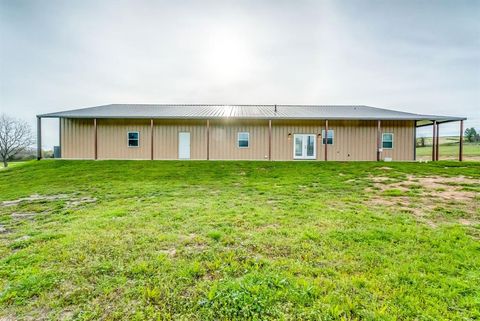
[321,129,334,145]
[382,133,394,149]
[127,131,140,148]
[238,132,250,148]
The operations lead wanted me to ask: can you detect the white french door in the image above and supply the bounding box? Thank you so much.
[293,134,316,159]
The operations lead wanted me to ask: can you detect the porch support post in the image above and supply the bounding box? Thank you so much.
[268,120,272,161]
[59,118,62,158]
[413,121,417,161]
[94,118,97,160]
[436,122,440,161]
[324,119,328,161]
[459,120,464,162]
[432,120,436,161]
[150,119,154,160]
[206,119,210,160]
[377,120,381,161]
[36,116,42,160]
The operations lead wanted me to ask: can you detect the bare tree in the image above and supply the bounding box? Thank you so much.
[0,114,35,167]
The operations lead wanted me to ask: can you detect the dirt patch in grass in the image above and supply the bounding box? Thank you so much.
[1,194,70,207]
[0,194,97,237]
[1,194,97,208]
[367,174,479,228]
[11,212,37,220]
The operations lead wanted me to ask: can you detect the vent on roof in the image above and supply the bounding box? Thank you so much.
[274,104,277,113]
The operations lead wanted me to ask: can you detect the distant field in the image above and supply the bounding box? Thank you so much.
[0,160,479,320]
[416,136,480,161]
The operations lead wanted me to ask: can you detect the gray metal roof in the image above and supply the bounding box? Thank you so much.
[38,104,466,123]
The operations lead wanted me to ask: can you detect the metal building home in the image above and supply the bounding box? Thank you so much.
[37,104,466,161]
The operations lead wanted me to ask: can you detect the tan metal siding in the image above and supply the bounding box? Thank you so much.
[210,120,269,160]
[271,120,324,160]
[327,120,377,161]
[60,118,95,159]
[380,120,415,161]
[60,118,415,161]
[271,120,414,161]
[96,119,151,160]
[153,120,207,160]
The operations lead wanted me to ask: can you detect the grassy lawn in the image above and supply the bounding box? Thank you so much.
[0,160,479,320]
[0,161,30,170]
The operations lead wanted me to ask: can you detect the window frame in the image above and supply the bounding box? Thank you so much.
[127,131,140,148]
[237,132,250,148]
[382,133,394,149]
[321,129,334,145]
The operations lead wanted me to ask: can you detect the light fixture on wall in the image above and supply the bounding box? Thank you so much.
[288,133,292,140]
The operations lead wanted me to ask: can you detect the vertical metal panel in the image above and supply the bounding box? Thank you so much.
[153,120,207,160]
[61,118,95,159]
[268,120,272,161]
[271,120,413,161]
[206,120,210,160]
[380,120,415,161]
[97,119,151,160]
[61,118,416,161]
[271,120,323,160]
[210,120,269,160]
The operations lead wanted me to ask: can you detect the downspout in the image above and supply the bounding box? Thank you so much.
[268,119,272,161]
[377,120,381,161]
[94,118,97,160]
[150,119,154,160]
[324,120,328,161]
[206,119,210,160]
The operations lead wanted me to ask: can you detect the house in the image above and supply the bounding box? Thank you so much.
[37,104,466,161]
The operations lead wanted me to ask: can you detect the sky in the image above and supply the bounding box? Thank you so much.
[0,0,479,148]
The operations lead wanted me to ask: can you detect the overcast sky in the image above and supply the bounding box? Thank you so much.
[1,0,479,148]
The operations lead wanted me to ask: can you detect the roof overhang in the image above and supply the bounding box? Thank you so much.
[37,104,467,123]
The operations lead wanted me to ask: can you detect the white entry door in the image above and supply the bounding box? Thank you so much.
[293,134,316,159]
[178,132,191,159]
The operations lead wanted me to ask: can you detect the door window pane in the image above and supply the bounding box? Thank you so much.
[306,135,314,156]
[295,136,303,157]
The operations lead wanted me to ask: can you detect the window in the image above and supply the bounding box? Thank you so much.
[128,131,139,147]
[321,129,334,144]
[238,132,249,148]
[382,133,393,149]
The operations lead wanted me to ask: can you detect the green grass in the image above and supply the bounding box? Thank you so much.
[0,160,479,320]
